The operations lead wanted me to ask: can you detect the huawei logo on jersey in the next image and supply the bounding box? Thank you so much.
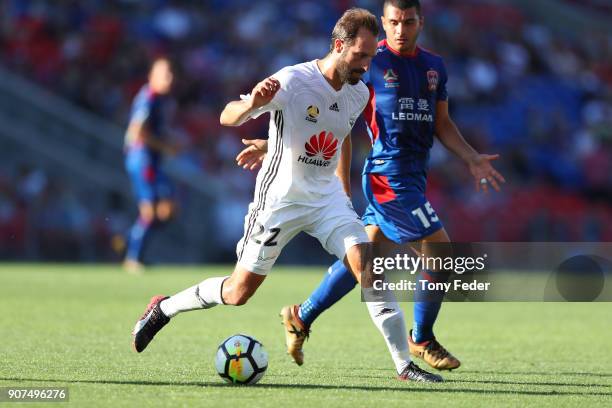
[298,131,338,167]
[305,131,338,160]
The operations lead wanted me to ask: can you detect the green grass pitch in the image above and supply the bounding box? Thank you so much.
[0,264,610,407]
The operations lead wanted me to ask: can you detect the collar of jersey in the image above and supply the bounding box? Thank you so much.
[383,39,420,58]
[313,59,345,95]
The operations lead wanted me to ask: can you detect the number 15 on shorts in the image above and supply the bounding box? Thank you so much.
[411,201,439,229]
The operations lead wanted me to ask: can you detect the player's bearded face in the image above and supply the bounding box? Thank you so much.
[338,49,367,85]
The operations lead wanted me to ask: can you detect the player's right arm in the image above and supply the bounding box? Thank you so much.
[220,77,281,126]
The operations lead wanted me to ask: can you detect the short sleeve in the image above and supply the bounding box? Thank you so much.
[244,67,295,119]
[437,60,448,102]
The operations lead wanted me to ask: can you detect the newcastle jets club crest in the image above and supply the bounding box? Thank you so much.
[427,69,439,92]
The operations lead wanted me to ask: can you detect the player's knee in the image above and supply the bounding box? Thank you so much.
[346,242,373,273]
[155,201,175,221]
[139,203,155,223]
[344,242,375,286]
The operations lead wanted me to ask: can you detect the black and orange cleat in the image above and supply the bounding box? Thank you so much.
[279,305,310,366]
[408,330,461,371]
[398,361,444,382]
[132,295,170,353]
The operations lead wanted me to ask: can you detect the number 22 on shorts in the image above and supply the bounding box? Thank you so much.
[250,223,281,246]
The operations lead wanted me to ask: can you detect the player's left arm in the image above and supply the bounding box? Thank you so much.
[434,100,506,193]
[336,135,352,197]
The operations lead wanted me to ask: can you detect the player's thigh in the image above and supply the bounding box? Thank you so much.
[236,204,305,275]
[126,150,157,204]
[153,170,175,217]
[307,192,369,264]
[380,228,451,269]
[419,227,452,261]
[365,224,404,258]
[421,227,450,243]
[222,263,268,305]
[155,199,175,221]
[138,201,155,223]
[343,241,373,286]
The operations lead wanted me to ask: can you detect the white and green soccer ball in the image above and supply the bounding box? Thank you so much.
[215,334,268,385]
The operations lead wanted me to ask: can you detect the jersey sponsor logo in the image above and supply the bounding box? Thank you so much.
[297,156,332,167]
[392,111,434,122]
[384,69,400,88]
[329,102,339,112]
[305,105,320,123]
[298,131,338,167]
[305,131,338,159]
[427,69,439,91]
[395,97,432,122]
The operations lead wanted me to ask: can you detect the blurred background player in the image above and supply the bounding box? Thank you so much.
[237,0,505,370]
[123,57,179,273]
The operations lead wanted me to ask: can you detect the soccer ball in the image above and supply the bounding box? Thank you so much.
[215,334,268,385]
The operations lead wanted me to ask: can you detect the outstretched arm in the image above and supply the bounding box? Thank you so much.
[434,100,505,193]
[220,77,280,126]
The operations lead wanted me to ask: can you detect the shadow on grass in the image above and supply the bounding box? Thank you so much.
[448,378,610,388]
[459,370,612,379]
[1,377,610,397]
[358,368,612,379]
[335,374,610,389]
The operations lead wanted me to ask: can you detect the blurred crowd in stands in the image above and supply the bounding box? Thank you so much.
[0,156,130,261]
[0,0,610,260]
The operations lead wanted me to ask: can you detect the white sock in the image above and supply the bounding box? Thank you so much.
[364,289,411,374]
[160,276,228,318]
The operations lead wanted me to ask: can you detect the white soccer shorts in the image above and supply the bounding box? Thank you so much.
[236,193,369,275]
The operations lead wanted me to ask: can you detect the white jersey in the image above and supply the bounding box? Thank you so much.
[248,60,369,208]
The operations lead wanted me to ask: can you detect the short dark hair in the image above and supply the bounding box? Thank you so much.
[383,0,421,14]
[330,8,379,52]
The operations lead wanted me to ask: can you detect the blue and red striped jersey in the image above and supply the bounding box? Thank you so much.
[362,40,448,175]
